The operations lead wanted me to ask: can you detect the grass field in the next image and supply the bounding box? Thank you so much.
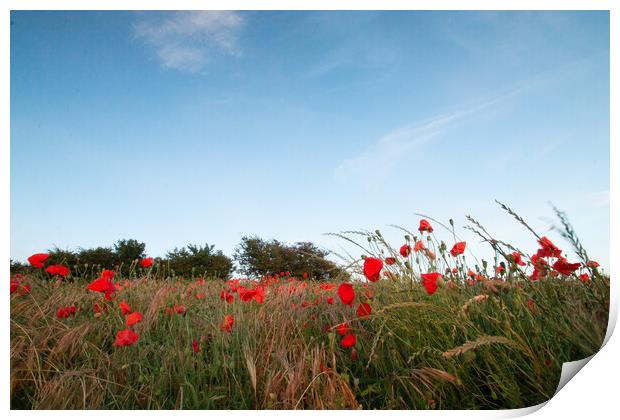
[10,208,609,409]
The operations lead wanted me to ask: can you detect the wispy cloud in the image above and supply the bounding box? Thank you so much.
[134,11,244,73]
[334,95,504,183]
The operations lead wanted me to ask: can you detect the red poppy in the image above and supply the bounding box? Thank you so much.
[536,237,562,258]
[192,339,200,354]
[126,312,143,327]
[552,259,581,276]
[101,269,115,280]
[418,219,433,233]
[326,297,334,305]
[414,240,425,252]
[363,257,383,282]
[113,329,139,346]
[336,322,349,336]
[340,333,357,348]
[450,242,466,257]
[587,260,600,268]
[399,244,411,258]
[140,257,154,268]
[385,257,396,265]
[495,265,505,274]
[421,272,441,295]
[27,253,49,268]
[87,277,116,294]
[119,301,131,316]
[337,283,355,306]
[579,273,590,282]
[510,252,526,266]
[357,302,372,319]
[302,272,308,279]
[56,305,77,319]
[221,315,234,333]
[46,264,70,277]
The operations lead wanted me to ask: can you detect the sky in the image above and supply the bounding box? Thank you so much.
[10,11,610,271]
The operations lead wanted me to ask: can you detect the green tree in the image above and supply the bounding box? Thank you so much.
[165,243,233,278]
[233,236,348,280]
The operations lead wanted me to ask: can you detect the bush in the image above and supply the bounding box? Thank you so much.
[164,243,233,278]
[233,236,348,280]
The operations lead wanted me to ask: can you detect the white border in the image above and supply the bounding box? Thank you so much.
[3,1,616,419]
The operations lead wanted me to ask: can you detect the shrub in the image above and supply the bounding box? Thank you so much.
[233,236,348,280]
[164,243,233,278]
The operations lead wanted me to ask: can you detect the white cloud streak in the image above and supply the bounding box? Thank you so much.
[134,11,244,73]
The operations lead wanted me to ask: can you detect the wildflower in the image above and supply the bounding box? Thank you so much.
[357,302,372,319]
[536,237,562,258]
[302,272,308,279]
[507,252,525,266]
[587,260,600,268]
[140,257,154,268]
[414,240,425,252]
[363,257,383,282]
[450,242,466,257]
[579,273,590,282]
[385,257,396,265]
[101,269,115,280]
[399,244,411,258]
[221,315,234,333]
[421,272,441,295]
[119,301,132,316]
[56,305,77,319]
[418,219,433,233]
[126,312,143,327]
[340,333,357,348]
[336,322,349,336]
[192,339,200,354]
[552,259,581,276]
[45,264,70,277]
[27,253,49,268]
[87,277,116,294]
[113,329,139,346]
[326,297,334,305]
[337,283,355,306]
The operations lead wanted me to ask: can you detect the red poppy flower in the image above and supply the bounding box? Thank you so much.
[495,265,505,274]
[421,272,441,295]
[510,252,526,266]
[87,277,116,294]
[113,329,139,346]
[302,272,308,279]
[414,240,425,252]
[385,257,396,265]
[101,269,115,280]
[221,315,234,333]
[363,257,383,282]
[119,301,131,316]
[340,333,357,348]
[27,253,49,268]
[239,288,257,302]
[326,297,334,305]
[46,264,70,277]
[399,244,411,258]
[10,279,19,295]
[126,312,143,327]
[140,257,154,268]
[536,237,562,258]
[587,260,600,268]
[337,283,355,306]
[552,259,581,276]
[418,219,433,233]
[56,305,77,319]
[336,322,349,336]
[192,339,200,354]
[450,242,466,257]
[357,302,372,319]
[579,273,590,282]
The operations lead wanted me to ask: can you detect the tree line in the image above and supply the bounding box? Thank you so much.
[10,236,347,281]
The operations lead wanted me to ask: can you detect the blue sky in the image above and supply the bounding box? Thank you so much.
[10,11,610,271]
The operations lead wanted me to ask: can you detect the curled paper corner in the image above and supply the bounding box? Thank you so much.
[553,355,595,396]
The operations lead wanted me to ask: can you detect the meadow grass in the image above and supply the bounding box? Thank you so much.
[10,210,609,409]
